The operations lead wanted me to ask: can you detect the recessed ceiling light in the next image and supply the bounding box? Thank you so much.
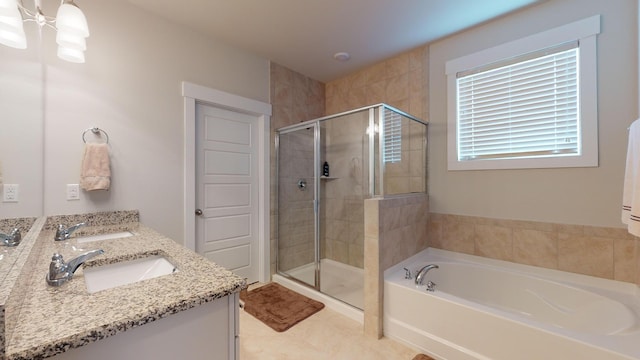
[333,52,351,62]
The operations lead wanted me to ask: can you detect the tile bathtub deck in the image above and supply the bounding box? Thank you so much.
[239,305,419,360]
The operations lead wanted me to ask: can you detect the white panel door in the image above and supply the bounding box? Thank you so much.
[196,104,259,282]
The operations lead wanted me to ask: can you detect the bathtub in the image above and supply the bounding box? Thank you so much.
[384,248,640,360]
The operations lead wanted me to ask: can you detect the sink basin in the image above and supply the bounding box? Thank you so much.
[84,255,177,293]
[76,231,134,243]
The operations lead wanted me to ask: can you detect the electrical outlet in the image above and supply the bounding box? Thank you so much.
[3,184,19,202]
[67,184,80,200]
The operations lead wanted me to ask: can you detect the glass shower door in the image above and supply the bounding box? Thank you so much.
[276,125,318,288]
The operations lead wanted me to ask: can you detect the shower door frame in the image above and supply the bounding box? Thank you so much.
[275,104,427,300]
[275,122,322,290]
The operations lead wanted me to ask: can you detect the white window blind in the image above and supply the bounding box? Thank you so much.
[456,43,579,161]
[383,110,402,163]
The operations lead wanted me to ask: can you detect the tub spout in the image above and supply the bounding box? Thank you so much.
[415,264,439,286]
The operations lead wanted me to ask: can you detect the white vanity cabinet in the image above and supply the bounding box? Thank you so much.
[51,293,239,360]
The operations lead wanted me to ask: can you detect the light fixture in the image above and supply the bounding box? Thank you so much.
[0,0,89,63]
[333,52,351,62]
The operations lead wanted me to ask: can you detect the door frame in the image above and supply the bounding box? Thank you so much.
[182,81,271,283]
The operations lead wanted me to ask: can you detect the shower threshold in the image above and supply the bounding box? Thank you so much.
[274,259,364,323]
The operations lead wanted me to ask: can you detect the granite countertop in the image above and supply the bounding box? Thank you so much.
[0,217,45,360]
[4,222,246,360]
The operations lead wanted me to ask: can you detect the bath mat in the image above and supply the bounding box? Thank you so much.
[412,354,436,360]
[240,282,324,332]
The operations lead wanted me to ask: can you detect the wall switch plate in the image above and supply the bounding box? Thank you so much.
[3,184,19,202]
[67,184,80,200]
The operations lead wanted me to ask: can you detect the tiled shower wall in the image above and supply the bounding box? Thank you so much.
[277,130,315,271]
[383,116,428,195]
[322,111,369,268]
[270,63,325,274]
[325,46,429,196]
[325,45,429,123]
[364,194,429,338]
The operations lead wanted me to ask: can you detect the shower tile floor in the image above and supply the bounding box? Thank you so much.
[239,293,419,360]
[284,259,365,309]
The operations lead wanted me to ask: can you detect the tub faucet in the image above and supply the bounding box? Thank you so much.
[45,249,104,287]
[0,228,21,247]
[415,264,439,286]
[55,222,86,241]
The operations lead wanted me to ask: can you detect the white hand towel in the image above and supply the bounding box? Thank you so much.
[622,119,640,236]
[80,143,111,191]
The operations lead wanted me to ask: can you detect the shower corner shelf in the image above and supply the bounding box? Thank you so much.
[320,176,338,180]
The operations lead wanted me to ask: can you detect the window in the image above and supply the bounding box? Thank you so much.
[446,15,600,170]
[383,109,402,163]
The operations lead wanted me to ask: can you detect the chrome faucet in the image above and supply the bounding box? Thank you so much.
[55,222,86,241]
[415,264,439,286]
[0,228,21,247]
[45,249,104,286]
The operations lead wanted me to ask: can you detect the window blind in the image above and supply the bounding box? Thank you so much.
[383,110,402,163]
[456,44,579,161]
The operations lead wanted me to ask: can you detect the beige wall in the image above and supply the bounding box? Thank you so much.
[0,28,43,219]
[428,0,638,228]
[1,0,271,242]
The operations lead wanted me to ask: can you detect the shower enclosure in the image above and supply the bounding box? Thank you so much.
[276,104,427,310]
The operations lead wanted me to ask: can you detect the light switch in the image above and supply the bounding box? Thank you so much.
[67,184,80,200]
[3,184,19,202]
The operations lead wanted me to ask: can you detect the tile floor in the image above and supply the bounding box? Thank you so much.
[239,305,420,360]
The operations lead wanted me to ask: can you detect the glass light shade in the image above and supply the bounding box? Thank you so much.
[57,45,85,63]
[56,29,86,50]
[0,5,23,29]
[0,27,25,49]
[0,0,17,9]
[55,3,89,37]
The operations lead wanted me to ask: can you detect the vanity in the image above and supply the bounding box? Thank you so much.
[0,211,244,360]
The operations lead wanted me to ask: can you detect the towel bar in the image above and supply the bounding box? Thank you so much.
[82,127,110,144]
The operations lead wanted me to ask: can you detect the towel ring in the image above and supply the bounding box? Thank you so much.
[82,127,110,144]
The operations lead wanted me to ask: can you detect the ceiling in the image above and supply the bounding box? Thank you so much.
[127,0,543,82]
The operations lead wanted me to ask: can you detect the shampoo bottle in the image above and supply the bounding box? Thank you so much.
[323,161,329,177]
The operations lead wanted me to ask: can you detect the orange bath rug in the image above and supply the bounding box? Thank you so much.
[240,282,325,332]
[412,354,436,360]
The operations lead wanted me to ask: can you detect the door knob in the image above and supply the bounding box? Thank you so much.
[195,209,203,216]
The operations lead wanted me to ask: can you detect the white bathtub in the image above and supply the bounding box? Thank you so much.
[384,248,640,360]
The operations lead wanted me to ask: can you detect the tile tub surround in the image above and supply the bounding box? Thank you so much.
[3,221,245,360]
[428,213,639,284]
[0,217,45,360]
